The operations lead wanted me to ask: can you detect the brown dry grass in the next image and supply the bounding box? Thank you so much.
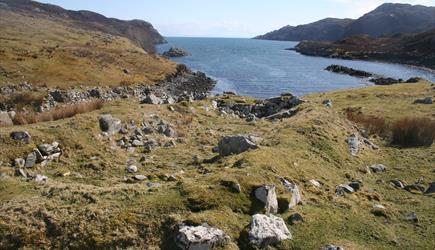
[0,10,176,87]
[391,117,435,147]
[13,100,103,125]
[345,108,389,137]
[346,109,434,147]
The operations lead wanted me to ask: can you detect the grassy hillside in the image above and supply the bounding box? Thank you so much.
[0,81,433,249]
[0,9,176,88]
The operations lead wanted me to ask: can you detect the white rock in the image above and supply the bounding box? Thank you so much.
[308,179,322,188]
[347,133,359,156]
[255,185,278,214]
[176,224,230,250]
[127,165,138,173]
[34,174,48,184]
[281,178,302,209]
[248,214,292,247]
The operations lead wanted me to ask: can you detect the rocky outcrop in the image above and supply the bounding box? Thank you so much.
[248,214,292,247]
[216,93,304,121]
[414,97,433,105]
[325,65,373,78]
[163,47,189,57]
[217,135,259,157]
[176,224,230,250]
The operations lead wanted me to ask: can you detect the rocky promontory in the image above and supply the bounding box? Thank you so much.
[293,30,435,69]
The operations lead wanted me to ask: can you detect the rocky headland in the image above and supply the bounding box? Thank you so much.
[293,30,435,69]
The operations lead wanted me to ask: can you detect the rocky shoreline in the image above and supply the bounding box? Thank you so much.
[0,64,215,114]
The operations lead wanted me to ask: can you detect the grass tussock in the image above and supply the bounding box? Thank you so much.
[345,109,388,136]
[391,117,435,147]
[13,100,104,125]
[346,109,434,147]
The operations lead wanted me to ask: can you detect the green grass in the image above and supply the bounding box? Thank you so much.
[0,82,434,249]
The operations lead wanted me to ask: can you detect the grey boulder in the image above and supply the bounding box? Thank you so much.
[320,245,345,250]
[217,135,259,157]
[99,115,122,135]
[248,214,292,247]
[369,164,386,173]
[255,185,278,214]
[347,133,359,156]
[10,131,31,144]
[141,93,164,105]
[176,223,230,250]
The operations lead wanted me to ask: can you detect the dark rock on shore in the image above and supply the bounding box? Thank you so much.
[162,47,189,57]
[369,77,402,86]
[325,65,373,78]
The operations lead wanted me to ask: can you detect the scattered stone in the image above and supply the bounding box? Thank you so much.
[425,182,435,194]
[14,158,25,168]
[10,131,31,144]
[349,180,362,192]
[176,223,230,250]
[404,184,425,194]
[369,164,386,173]
[406,212,418,223]
[288,213,304,225]
[132,140,144,147]
[363,138,379,150]
[141,93,164,105]
[307,179,322,188]
[320,245,345,250]
[163,47,189,57]
[335,184,355,196]
[37,142,60,156]
[413,97,433,105]
[126,165,138,173]
[347,133,359,156]
[34,174,48,184]
[248,214,292,247]
[371,204,387,217]
[0,112,13,126]
[390,179,405,189]
[24,152,37,168]
[99,115,122,135]
[15,168,27,178]
[133,175,147,181]
[255,185,279,214]
[217,135,259,157]
[322,99,333,108]
[281,178,302,209]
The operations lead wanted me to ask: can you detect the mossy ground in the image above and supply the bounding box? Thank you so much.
[0,82,434,249]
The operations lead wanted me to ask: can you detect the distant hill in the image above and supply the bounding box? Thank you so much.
[293,29,435,69]
[0,0,166,52]
[255,18,354,41]
[0,0,175,87]
[255,3,435,41]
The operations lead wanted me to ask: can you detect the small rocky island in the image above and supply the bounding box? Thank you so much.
[163,47,190,57]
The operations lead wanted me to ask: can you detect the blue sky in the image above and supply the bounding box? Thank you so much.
[37,0,435,37]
